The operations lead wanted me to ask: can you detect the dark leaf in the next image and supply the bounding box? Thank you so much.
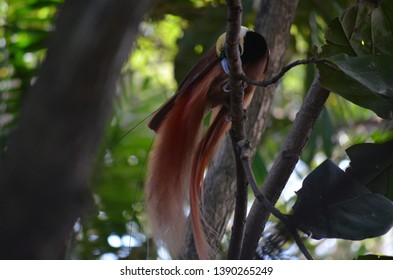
[355,254,393,260]
[320,54,393,119]
[292,160,393,240]
[346,139,393,200]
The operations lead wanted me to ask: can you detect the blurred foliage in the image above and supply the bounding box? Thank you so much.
[1,0,392,260]
[74,14,186,260]
[0,0,60,151]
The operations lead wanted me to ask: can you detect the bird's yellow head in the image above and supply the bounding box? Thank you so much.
[215,26,250,73]
[215,26,249,58]
[214,26,268,75]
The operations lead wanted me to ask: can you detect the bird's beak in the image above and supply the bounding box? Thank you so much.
[220,57,230,74]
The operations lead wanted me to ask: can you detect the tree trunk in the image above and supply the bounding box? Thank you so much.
[0,0,154,259]
[180,0,299,259]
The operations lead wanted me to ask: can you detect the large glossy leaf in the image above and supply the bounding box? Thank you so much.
[291,160,393,240]
[346,139,393,200]
[320,54,393,118]
[317,2,393,119]
[321,3,393,57]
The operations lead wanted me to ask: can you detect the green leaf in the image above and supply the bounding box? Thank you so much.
[346,139,393,200]
[321,3,393,57]
[320,54,393,119]
[291,159,393,240]
[380,0,393,31]
[317,2,393,119]
[252,151,268,186]
[27,1,63,9]
[332,54,393,98]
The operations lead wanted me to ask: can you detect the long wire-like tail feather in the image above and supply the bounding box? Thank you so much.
[190,106,231,259]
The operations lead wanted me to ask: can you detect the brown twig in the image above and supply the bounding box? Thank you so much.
[238,140,314,260]
[240,75,330,259]
[224,0,249,260]
[241,57,330,87]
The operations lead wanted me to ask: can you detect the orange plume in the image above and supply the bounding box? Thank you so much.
[145,27,269,259]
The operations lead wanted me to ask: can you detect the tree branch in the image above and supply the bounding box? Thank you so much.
[223,8,317,258]
[241,75,330,259]
[0,0,154,259]
[238,140,313,260]
[223,0,249,260]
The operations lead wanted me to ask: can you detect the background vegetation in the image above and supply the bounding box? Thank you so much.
[0,0,391,259]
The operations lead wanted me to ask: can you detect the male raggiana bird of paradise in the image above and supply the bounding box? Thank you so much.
[145,26,269,259]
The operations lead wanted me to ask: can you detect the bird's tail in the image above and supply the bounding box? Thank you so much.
[190,106,231,259]
[145,85,209,256]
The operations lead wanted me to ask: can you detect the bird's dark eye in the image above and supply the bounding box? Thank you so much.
[219,46,226,59]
